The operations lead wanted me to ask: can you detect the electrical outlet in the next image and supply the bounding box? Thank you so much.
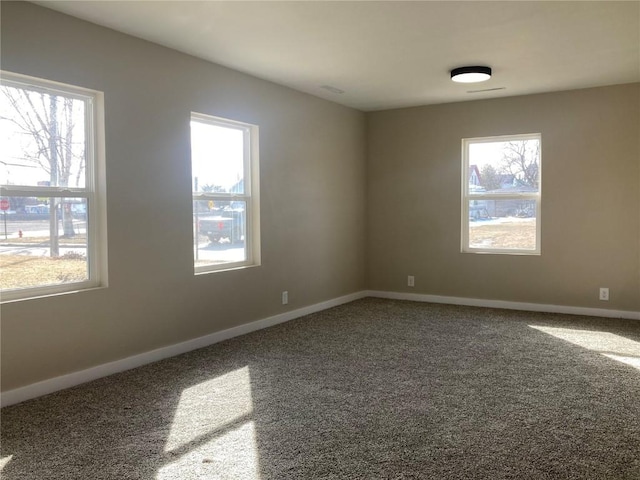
[599,288,609,301]
[282,291,288,305]
[408,275,415,287]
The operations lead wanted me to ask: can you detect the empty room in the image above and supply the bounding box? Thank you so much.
[1,1,639,479]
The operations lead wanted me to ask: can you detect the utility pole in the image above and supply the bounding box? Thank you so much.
[194,177,199,262]
[49,95,59,257]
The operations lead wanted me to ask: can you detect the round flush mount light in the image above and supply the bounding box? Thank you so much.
[450,66,492,83]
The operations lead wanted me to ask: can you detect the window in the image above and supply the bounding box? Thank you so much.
[462,133,541,254]
[191,113,260,273]
[0,72,106,301]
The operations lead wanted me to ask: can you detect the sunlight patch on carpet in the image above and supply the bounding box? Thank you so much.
[164,366,255,453]
[0,455,13,473]
[601,353,640,370]
[530,325,640,371]
[157,421,260,480]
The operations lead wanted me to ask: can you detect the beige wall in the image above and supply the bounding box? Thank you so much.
[367,84,640,311]
[2,3,639,394]
[0,2,367,391]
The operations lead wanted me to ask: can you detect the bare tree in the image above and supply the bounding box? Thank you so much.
[479,164,502,191]
[500,140,539,189]
[1,85,85,254]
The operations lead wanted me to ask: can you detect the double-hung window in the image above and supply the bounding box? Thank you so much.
[0,72,106,301]
[462,133,541,254]
[190,113,260,273]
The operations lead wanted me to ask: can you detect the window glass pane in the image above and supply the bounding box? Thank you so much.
[190,121,244,194]
[0,84,87,188]
[468,199,537,250]
[468,139,540,194]
[0,197,89,291]
[194,199,247,268]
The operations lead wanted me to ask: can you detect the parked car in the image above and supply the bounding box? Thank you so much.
[25,204,49,214]
[197,210,245,244]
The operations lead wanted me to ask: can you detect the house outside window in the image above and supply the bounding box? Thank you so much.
[462,133,541,254]
[190,113,260,273]
[0,71,106,301]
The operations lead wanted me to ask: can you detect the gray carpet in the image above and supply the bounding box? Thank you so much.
[2,298,640,479]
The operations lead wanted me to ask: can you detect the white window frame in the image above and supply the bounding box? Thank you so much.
[0,71,107,302]
[461,133,541,255]
[191,112,260,274]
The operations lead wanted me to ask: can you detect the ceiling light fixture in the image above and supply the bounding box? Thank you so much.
[450,66,492,83]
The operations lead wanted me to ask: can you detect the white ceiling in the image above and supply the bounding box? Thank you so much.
[35,1,640,111]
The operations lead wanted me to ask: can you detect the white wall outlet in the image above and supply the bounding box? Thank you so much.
[599,288,609,301]
[408,275,415,287]
[282,291,288,305]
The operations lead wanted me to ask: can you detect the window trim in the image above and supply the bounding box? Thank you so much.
[461,133,542,255]
[190,112,260,274]
[0,71,107,302]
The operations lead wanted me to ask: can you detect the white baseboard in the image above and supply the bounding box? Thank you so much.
[366,290,640,320]
[0,291,367,408]
[3,289,637,407]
